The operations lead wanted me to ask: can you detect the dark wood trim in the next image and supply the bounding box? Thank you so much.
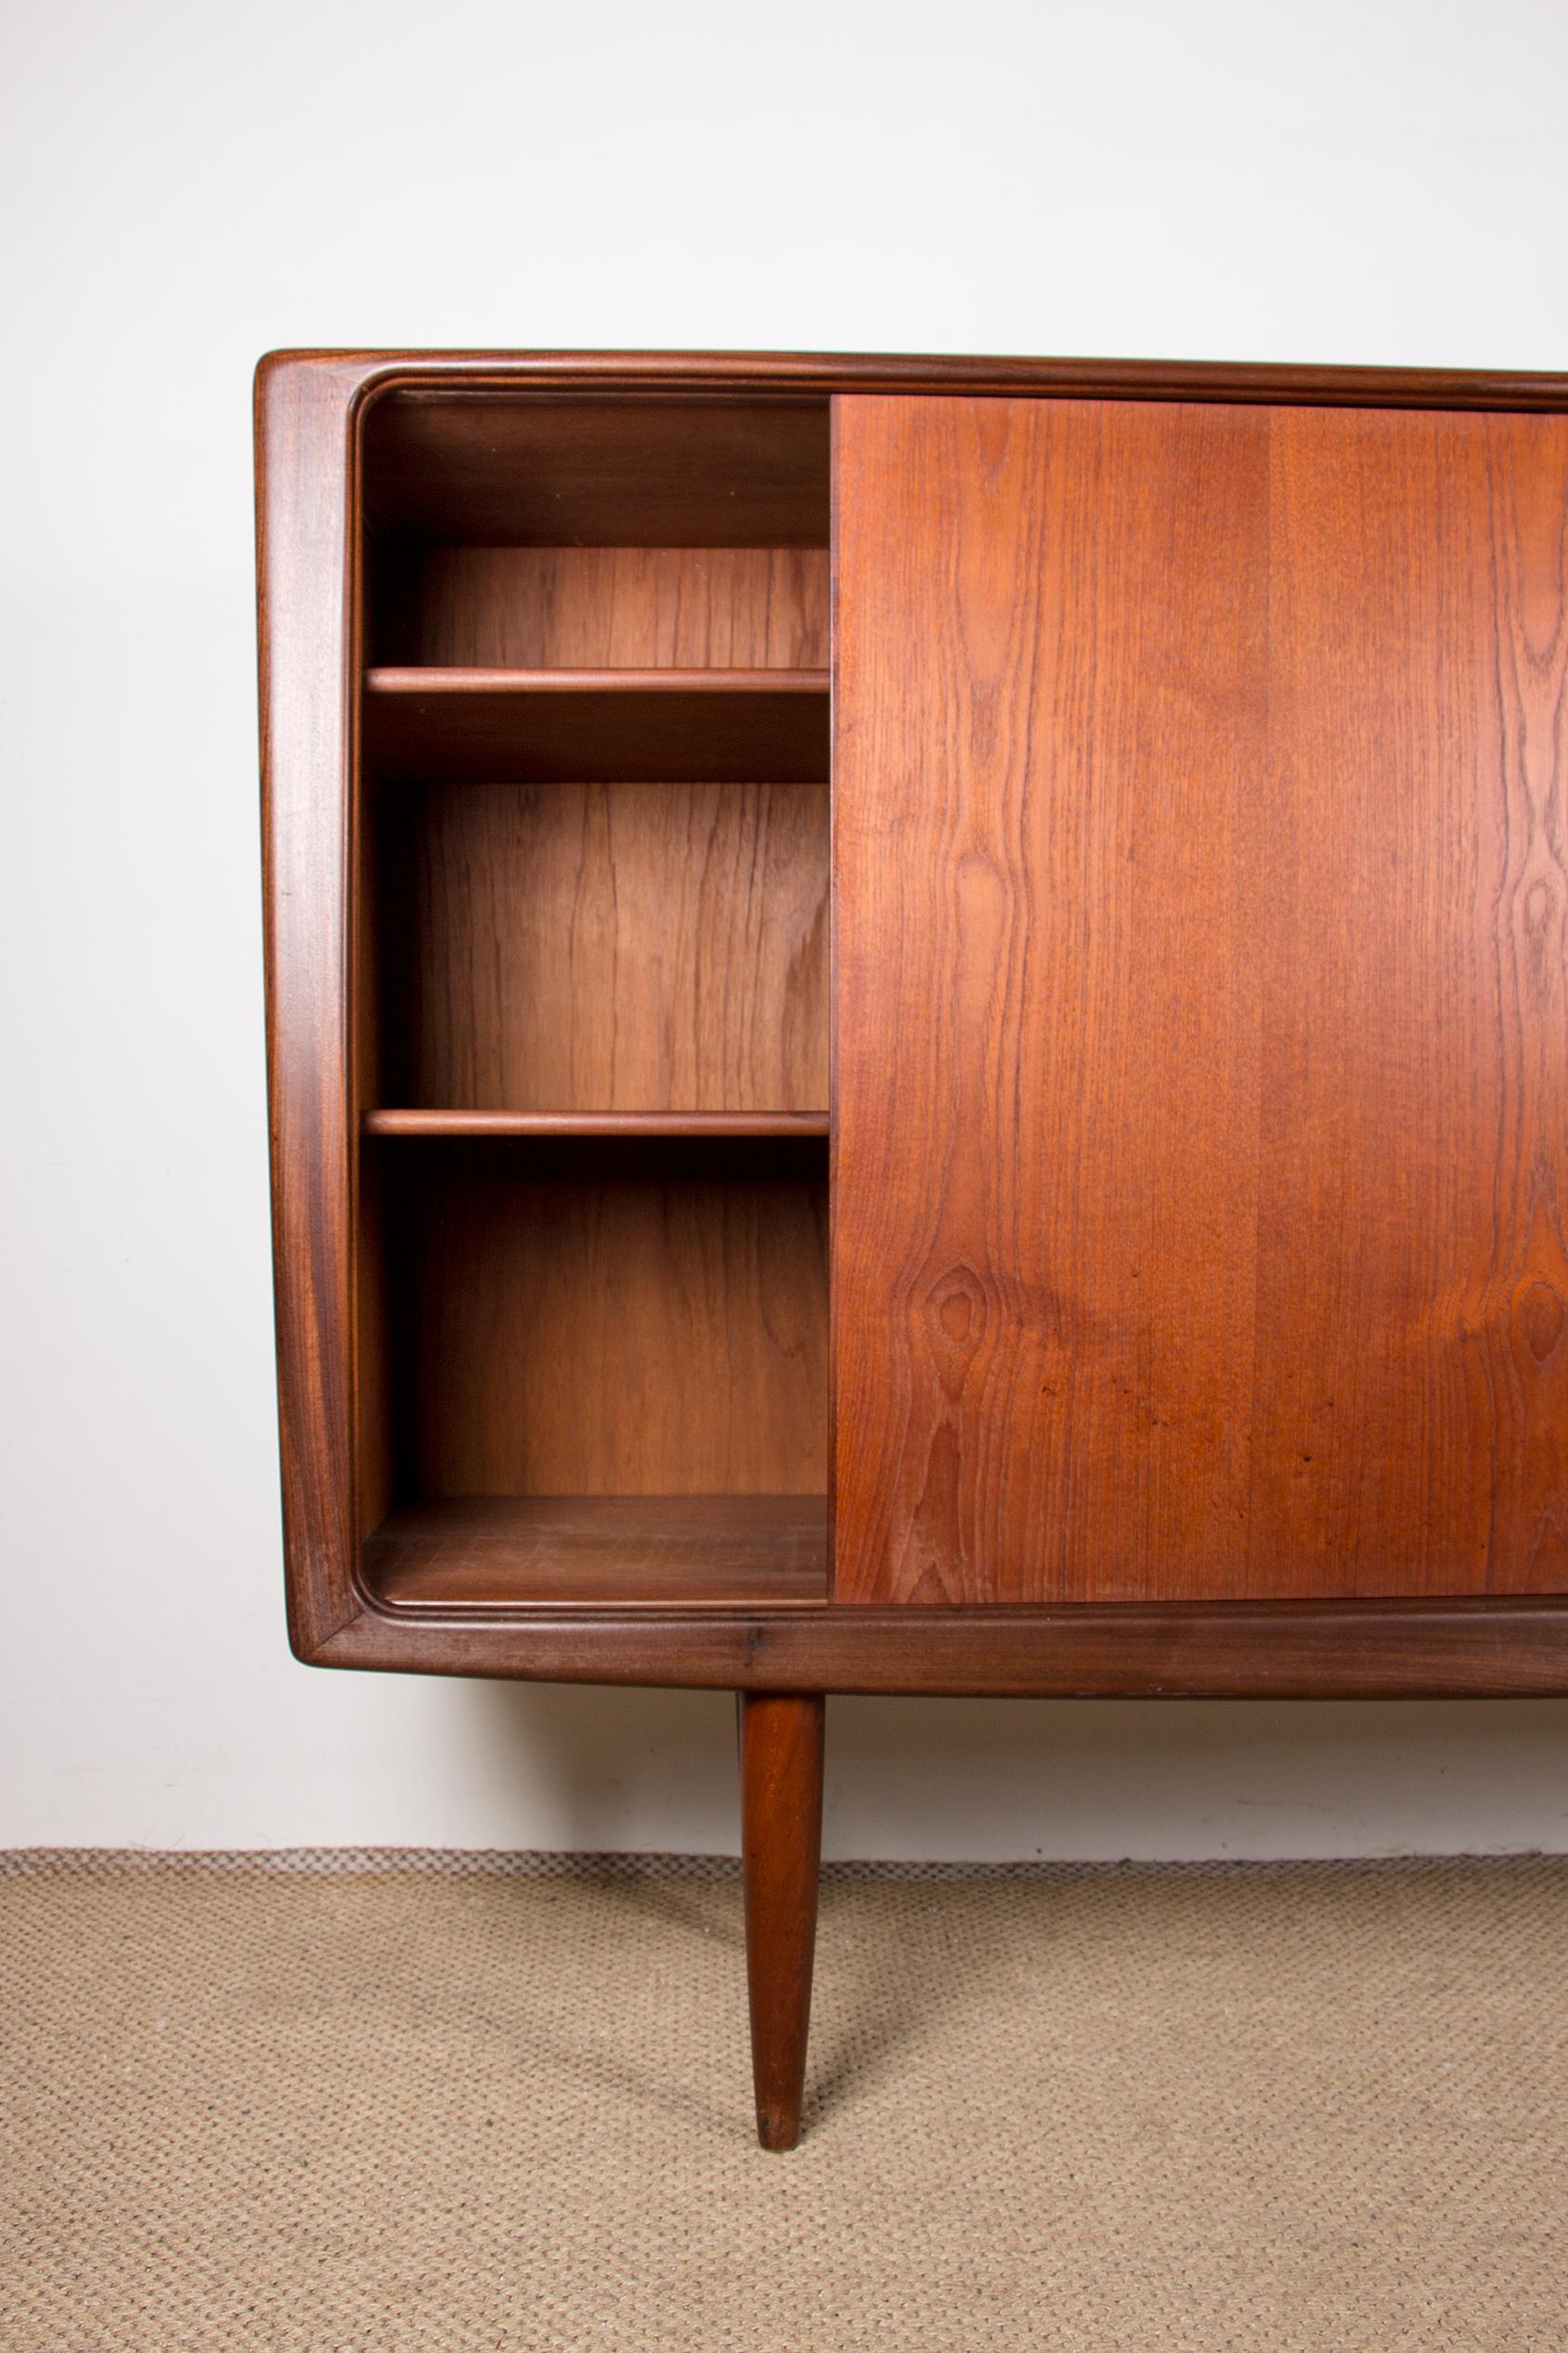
[307,1592,1568,1696]
[260,348,1568,414]
[256,358,364,1654]
[740,1694,824,2151]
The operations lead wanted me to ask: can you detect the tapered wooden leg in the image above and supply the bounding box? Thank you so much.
[739,1690,825,2151]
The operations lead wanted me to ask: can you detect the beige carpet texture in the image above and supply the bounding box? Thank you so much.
[4,1853,1566,2352]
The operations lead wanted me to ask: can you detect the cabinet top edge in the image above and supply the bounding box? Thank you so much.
[253,348,1568,410]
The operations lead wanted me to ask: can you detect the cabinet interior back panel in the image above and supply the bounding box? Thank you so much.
[376,1140,828,1499]
[372,546,829,669]
[374,780,829,1111]
[832,394,1568,1606]
[361,392,831,544]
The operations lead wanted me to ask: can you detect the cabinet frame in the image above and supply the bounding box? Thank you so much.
[257,347,1568,1699]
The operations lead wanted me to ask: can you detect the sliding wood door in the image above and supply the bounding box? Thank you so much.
[832,394,1568,1606]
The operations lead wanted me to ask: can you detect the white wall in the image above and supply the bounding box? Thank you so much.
[5,0,1567,1859]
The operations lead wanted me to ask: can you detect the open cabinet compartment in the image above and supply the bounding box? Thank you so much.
[358,1137,828,1606]
[366,774,830,1114]
[353,388,833,1607]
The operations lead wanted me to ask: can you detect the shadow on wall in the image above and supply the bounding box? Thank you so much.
[452,1685,1568,1862]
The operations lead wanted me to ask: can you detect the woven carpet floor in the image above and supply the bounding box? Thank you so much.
[4,1856,1567,2351]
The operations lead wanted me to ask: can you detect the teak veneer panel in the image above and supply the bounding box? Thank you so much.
[833,394,1568,1608]
[375,780,829,1112]
[365,1495,828,1608]
[378,1139,828,1499]
[373,547,829,670]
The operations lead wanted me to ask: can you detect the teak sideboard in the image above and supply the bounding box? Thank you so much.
[256,348,1568,2148]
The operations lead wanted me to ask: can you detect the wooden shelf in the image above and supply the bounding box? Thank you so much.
[362,666,831,784]
[369,666,830,692]
[364,1495,829,1609]
[363,1110,830,1139]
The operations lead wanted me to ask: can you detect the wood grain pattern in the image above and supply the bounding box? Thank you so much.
[740,1693,824,2150]
[375,780,828,1112]
[361,672,829,786]
[1254,409,1568,1596]
[377,1139,828,1498]
[373,547,828,669]
[365,1495,827,1607]
[833,395,1568,1607]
